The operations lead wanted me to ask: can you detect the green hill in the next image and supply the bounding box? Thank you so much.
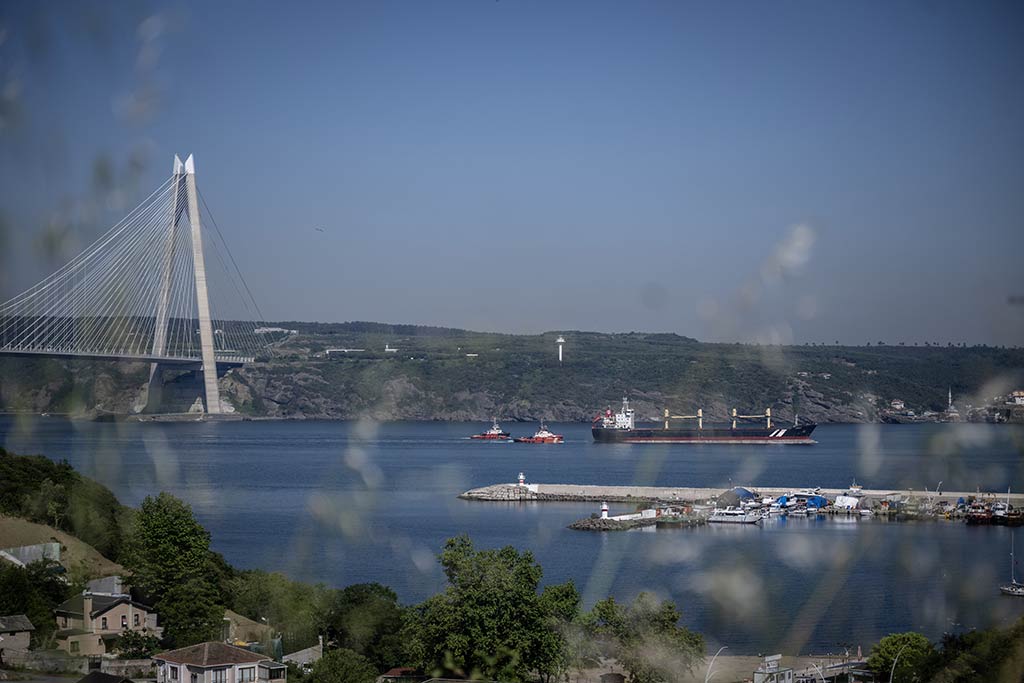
[2,323,1022,422]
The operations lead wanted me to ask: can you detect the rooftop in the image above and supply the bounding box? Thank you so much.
[156,642,270,667]
[0,614,35,633]
[55,593,150,618]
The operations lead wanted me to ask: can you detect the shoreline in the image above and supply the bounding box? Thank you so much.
[0,411,1014,426]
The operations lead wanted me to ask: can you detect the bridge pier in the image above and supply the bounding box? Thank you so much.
[141,363,217,415]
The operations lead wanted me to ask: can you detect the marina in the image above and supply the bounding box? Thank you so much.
[460,480,1024,507]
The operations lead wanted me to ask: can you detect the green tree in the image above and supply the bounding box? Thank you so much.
[159,575,225,647]
[122,492,214,602]
[122,493,224,647]
[583,594,704,683]
[0,560,70,647]
[930,619,1024,682]
[404,535,580,682]
[113,630,162,659]
[20,477,66,527]
[228,569,331,654]
[320,583,406,671]
[308,648,378,683]
[532,582,582,683]
[867,632,938,683]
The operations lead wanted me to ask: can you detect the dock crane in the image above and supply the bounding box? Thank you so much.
[662,407,774,430]
[732,407,772,430]
[664,408,703,430]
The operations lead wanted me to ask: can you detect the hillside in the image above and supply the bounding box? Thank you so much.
[0,514,124,578]
[0,448,134,562]
[2,323,1023,422]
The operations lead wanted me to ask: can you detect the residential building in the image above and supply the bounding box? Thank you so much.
[282,636,322,671]
[0,614,35,653]
[154,642,286,683]
[54,591,160,656]
[376,667,422,683]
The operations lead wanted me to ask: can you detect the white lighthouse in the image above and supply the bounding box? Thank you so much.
[556,336,565,364]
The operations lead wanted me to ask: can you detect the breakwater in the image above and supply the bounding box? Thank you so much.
[460,482,1024,504]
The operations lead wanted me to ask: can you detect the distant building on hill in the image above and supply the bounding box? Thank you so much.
[0,541,60,567]
[283,636,322,672]
[890,399,905,411]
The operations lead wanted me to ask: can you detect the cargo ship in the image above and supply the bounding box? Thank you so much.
[592,398,816,444]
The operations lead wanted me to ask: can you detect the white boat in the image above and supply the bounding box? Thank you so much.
[859,508,874,517]
[709,507,762,524]
[1000,533,1024,597]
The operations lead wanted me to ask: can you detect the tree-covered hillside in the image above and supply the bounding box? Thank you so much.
[2,323,1022,422]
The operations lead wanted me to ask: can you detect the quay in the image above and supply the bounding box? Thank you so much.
[460,481,1024,505]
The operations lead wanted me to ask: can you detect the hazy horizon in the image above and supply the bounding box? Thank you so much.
[1,1,1022,346]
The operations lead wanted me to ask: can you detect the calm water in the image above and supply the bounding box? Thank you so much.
[3,417,1024,654]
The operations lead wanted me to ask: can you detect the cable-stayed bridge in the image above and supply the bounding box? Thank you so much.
[0,155,270,415]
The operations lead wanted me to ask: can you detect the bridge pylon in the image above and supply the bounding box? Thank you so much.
[1,151,267,416]
[144,154,222,414]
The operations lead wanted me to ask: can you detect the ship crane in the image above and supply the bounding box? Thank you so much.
[731,407,772,430]
[664,408,703,430]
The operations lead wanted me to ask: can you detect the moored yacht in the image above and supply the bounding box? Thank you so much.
[1000,533,1024,597]
[709,507,762,524]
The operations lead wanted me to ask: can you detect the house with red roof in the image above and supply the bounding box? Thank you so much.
[153,642,286,683]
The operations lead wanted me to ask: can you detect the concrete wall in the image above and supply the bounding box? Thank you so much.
[57,614,85,631]
[93,602,149,634]
[1,649,152,676]
[0,630,31,651]
[1,648,89,674]
[103,658,156,678]
[0,543,61,566]
[62,632,107,656]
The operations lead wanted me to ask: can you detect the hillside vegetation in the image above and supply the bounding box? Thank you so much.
[2,322,1023,422]
[0,514,124,577]
[0,448,134,561]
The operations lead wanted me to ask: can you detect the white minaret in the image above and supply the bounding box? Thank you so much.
[556,336,565,363]
[948,387,952,409]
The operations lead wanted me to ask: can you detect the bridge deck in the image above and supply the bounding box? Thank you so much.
[0,348,252,367]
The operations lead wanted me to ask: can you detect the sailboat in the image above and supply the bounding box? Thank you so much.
[999,531,1024,597]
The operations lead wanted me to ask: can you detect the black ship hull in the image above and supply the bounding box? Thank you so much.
[592,422,816,444]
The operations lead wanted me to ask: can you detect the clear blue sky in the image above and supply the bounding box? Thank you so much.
[1,0,1022,344]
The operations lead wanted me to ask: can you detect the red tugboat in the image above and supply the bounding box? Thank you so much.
[471,418,511,441]
[513,422,564,444]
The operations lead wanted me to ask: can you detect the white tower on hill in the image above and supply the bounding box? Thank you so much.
[556,336,565,364]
